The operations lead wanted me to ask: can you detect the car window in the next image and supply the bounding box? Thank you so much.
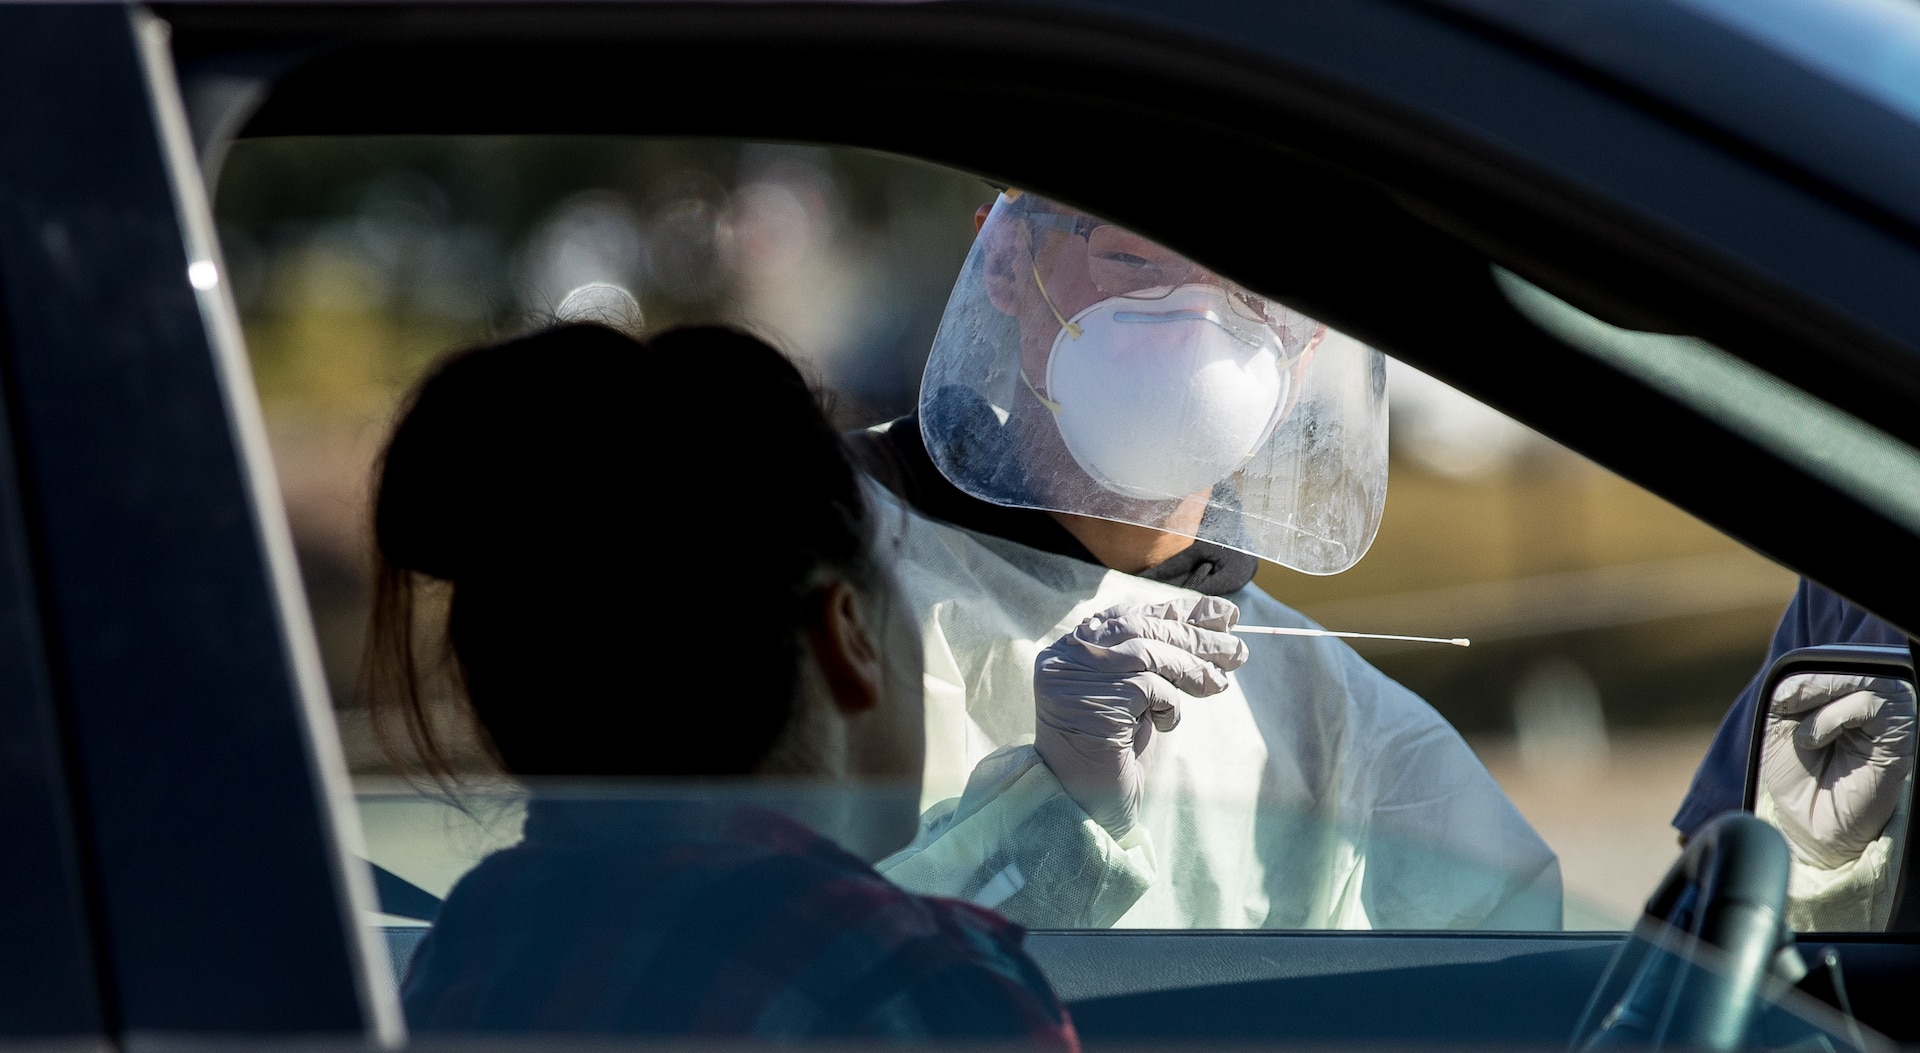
[214,135,1800,937]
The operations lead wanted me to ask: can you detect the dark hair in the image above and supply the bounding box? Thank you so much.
[364,323,871,781]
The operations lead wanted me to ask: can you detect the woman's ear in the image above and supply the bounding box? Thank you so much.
[808,580,881,716]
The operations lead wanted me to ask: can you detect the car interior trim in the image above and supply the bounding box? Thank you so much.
[1495,266,1920,536]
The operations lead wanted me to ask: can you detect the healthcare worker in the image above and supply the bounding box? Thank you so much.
[857,190,1561,930]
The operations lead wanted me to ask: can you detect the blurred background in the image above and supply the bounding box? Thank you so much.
[215,136,1798,927]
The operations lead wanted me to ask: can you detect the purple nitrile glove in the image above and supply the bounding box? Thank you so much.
[1033,596,1249,839]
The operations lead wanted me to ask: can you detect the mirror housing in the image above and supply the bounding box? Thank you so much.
[1744,643,1918,932]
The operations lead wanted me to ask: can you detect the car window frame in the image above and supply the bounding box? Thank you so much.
[4,0,1910,1045]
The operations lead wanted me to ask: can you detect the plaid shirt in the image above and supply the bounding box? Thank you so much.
[402,797,1079,1049]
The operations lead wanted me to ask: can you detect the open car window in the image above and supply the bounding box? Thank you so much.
[215,135,1808,939]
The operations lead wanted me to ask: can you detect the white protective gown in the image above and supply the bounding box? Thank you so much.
[868,479,1562,930]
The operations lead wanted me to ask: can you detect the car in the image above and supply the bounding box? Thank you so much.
[5,0,1920,1048]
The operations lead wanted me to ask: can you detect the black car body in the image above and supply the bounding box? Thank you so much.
[6,0,1920,1047]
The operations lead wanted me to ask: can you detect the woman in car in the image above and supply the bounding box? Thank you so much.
[366,322,1242,1041]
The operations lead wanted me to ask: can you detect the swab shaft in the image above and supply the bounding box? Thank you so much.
[1231,625,1470,647]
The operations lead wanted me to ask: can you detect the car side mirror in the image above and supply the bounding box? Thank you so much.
[1744,643,1918,932]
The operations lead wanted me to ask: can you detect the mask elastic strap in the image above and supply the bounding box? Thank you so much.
[1020,368,1063,415]
[1016,218,1072,413]
[1030,260,1082,340]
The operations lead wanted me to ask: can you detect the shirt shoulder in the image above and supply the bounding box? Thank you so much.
[851,894,1079,1051]
[695,833,1078,1049]
[406,804,1075,1048]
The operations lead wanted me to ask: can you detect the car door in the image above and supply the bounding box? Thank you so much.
[9,0,1920,1048]
[157,0,1920,1043]
[178,1,1920,1044]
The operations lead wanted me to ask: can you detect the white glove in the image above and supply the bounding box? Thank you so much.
[1032,596,1249,839]
[1761,673,1917,869]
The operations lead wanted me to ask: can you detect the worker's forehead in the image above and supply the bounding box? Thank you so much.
[1001,193,1176,247]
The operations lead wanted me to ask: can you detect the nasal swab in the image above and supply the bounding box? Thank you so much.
[1231,625,1470,647]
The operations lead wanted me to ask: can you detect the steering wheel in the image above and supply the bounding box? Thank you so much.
[1572,813,1792,1052]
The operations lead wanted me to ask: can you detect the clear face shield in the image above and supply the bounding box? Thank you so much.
[918,191,1388,574]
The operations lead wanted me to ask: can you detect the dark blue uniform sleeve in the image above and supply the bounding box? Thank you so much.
[1672,579,1909,838]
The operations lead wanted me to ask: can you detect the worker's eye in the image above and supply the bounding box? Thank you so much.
[1094,251,1160,273]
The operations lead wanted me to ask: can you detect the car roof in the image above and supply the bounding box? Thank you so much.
[1405,0,1920,235]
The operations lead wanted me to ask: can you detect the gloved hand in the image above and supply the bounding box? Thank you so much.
[1761,673,1918,869]
[1033,596,1249,839]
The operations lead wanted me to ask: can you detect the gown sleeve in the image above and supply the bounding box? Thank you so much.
[877,745,1156,929]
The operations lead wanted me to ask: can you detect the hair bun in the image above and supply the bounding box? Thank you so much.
[374,322,865,591]
[374,324,649,582]
[366,321,875,780]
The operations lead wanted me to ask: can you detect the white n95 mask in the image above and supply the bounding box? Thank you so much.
[1044,285,1289,501]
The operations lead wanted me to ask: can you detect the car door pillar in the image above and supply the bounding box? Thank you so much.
[0,4,394,1041]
